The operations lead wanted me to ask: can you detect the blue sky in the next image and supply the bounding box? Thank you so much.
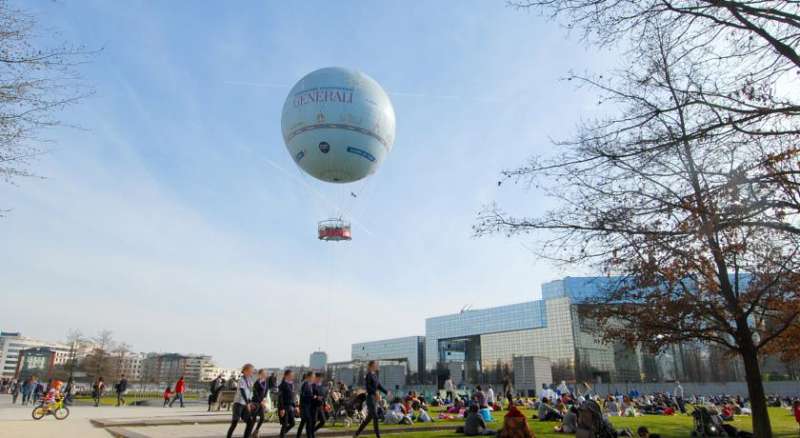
[1,1,613,367]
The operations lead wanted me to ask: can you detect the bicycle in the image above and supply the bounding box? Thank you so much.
[31,396,70,420]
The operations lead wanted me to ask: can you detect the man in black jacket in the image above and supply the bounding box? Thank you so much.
[115,375,128,407]
[354,361,387,438]
[279,370,298,438]
[313,374,328,432]
[296,372,317,438]
[252,369,270,438]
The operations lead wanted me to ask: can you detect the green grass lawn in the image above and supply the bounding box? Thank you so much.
[72,393,199,406]
[332,407,800,438]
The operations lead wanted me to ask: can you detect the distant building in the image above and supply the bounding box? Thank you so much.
[115,353,146,381]
[15,347,59,380]
[425,277,647,386]
[309,351,328,371]
[203,366,240,381]
[380,364,406,391]
[141,353,218,384]
[0,332,71,379]
[327,360,361,387]
[513,356,553,396]
[352,336,426,384]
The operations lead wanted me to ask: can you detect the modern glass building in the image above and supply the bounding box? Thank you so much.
[309,351,328,371]
[350,275,792,388]
[351,336,426,384]
[426,277,646,386]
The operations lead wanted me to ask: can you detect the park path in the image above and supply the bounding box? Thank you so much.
[0,394,229,438]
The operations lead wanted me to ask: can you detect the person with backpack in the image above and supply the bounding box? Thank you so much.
[209,374,225,412]
[461,404,495,436]
[115,374,128,407]
[92,377,105,407]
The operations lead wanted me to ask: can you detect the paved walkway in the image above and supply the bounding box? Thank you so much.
[0,395,457,438]
[0,394,226,438]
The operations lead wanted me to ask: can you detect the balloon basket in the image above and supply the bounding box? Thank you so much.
[318,219,352,241]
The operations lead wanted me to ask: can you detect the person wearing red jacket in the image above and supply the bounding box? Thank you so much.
[793,400,800,433]
[162,386,172,407]
[169,376,186,408]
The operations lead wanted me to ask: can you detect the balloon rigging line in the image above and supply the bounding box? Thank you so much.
[263,156,375,237]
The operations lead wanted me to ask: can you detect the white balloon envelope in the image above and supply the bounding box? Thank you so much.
[281,67,396,183]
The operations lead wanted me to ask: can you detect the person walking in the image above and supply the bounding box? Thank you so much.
[209,374,225,412]
[252,369,269,438]
[116,375,129,407]
[92,377,105,407]
[314,375,329,433]
[354,360,388,438]
[20,377,33,406]
[444,376,455,403]
[10,380,20,404]
[163,386,173,407]
[268,372,279,410]
[502,377,513,408]
[296,372,317,438]
[227,364,256,438]
[169,375,186,408]
[64,377,76,406]
[279,369,298,438]
[673,381,685,414]
[32,377,44,404]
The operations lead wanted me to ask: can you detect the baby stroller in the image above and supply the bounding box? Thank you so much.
[576,400,621,438]
[691,406,728,437]
[329,390,366,427]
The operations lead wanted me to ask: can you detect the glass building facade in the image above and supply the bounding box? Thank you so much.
[426,277,644,386]
[351,336,426,383]
[351,276,787,388]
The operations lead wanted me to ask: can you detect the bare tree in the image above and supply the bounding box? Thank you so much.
[476,21,799,436]
[513,0,800,72]
[64,329,84,381]
[0,0,92,211]
[82,330,115,381]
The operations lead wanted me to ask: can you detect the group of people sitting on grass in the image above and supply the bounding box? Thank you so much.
[381,392,434,424]
[448,388,649,438]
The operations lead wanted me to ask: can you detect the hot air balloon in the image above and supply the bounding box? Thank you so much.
[281,67,396,241]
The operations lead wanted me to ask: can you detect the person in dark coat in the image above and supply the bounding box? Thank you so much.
[252,369,270,438]
[116,375,129,407]
[209,374,225,411]
[314,375,329,432]
[279,369,298,438]
[354,361,388,438]
[296,372,318,438]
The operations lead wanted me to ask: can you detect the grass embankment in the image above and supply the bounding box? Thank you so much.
[330,406,799,438]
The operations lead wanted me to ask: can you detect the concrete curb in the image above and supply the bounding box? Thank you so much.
[91,414,230,427]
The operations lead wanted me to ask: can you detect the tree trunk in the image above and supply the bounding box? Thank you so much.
[740,343,772,437]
